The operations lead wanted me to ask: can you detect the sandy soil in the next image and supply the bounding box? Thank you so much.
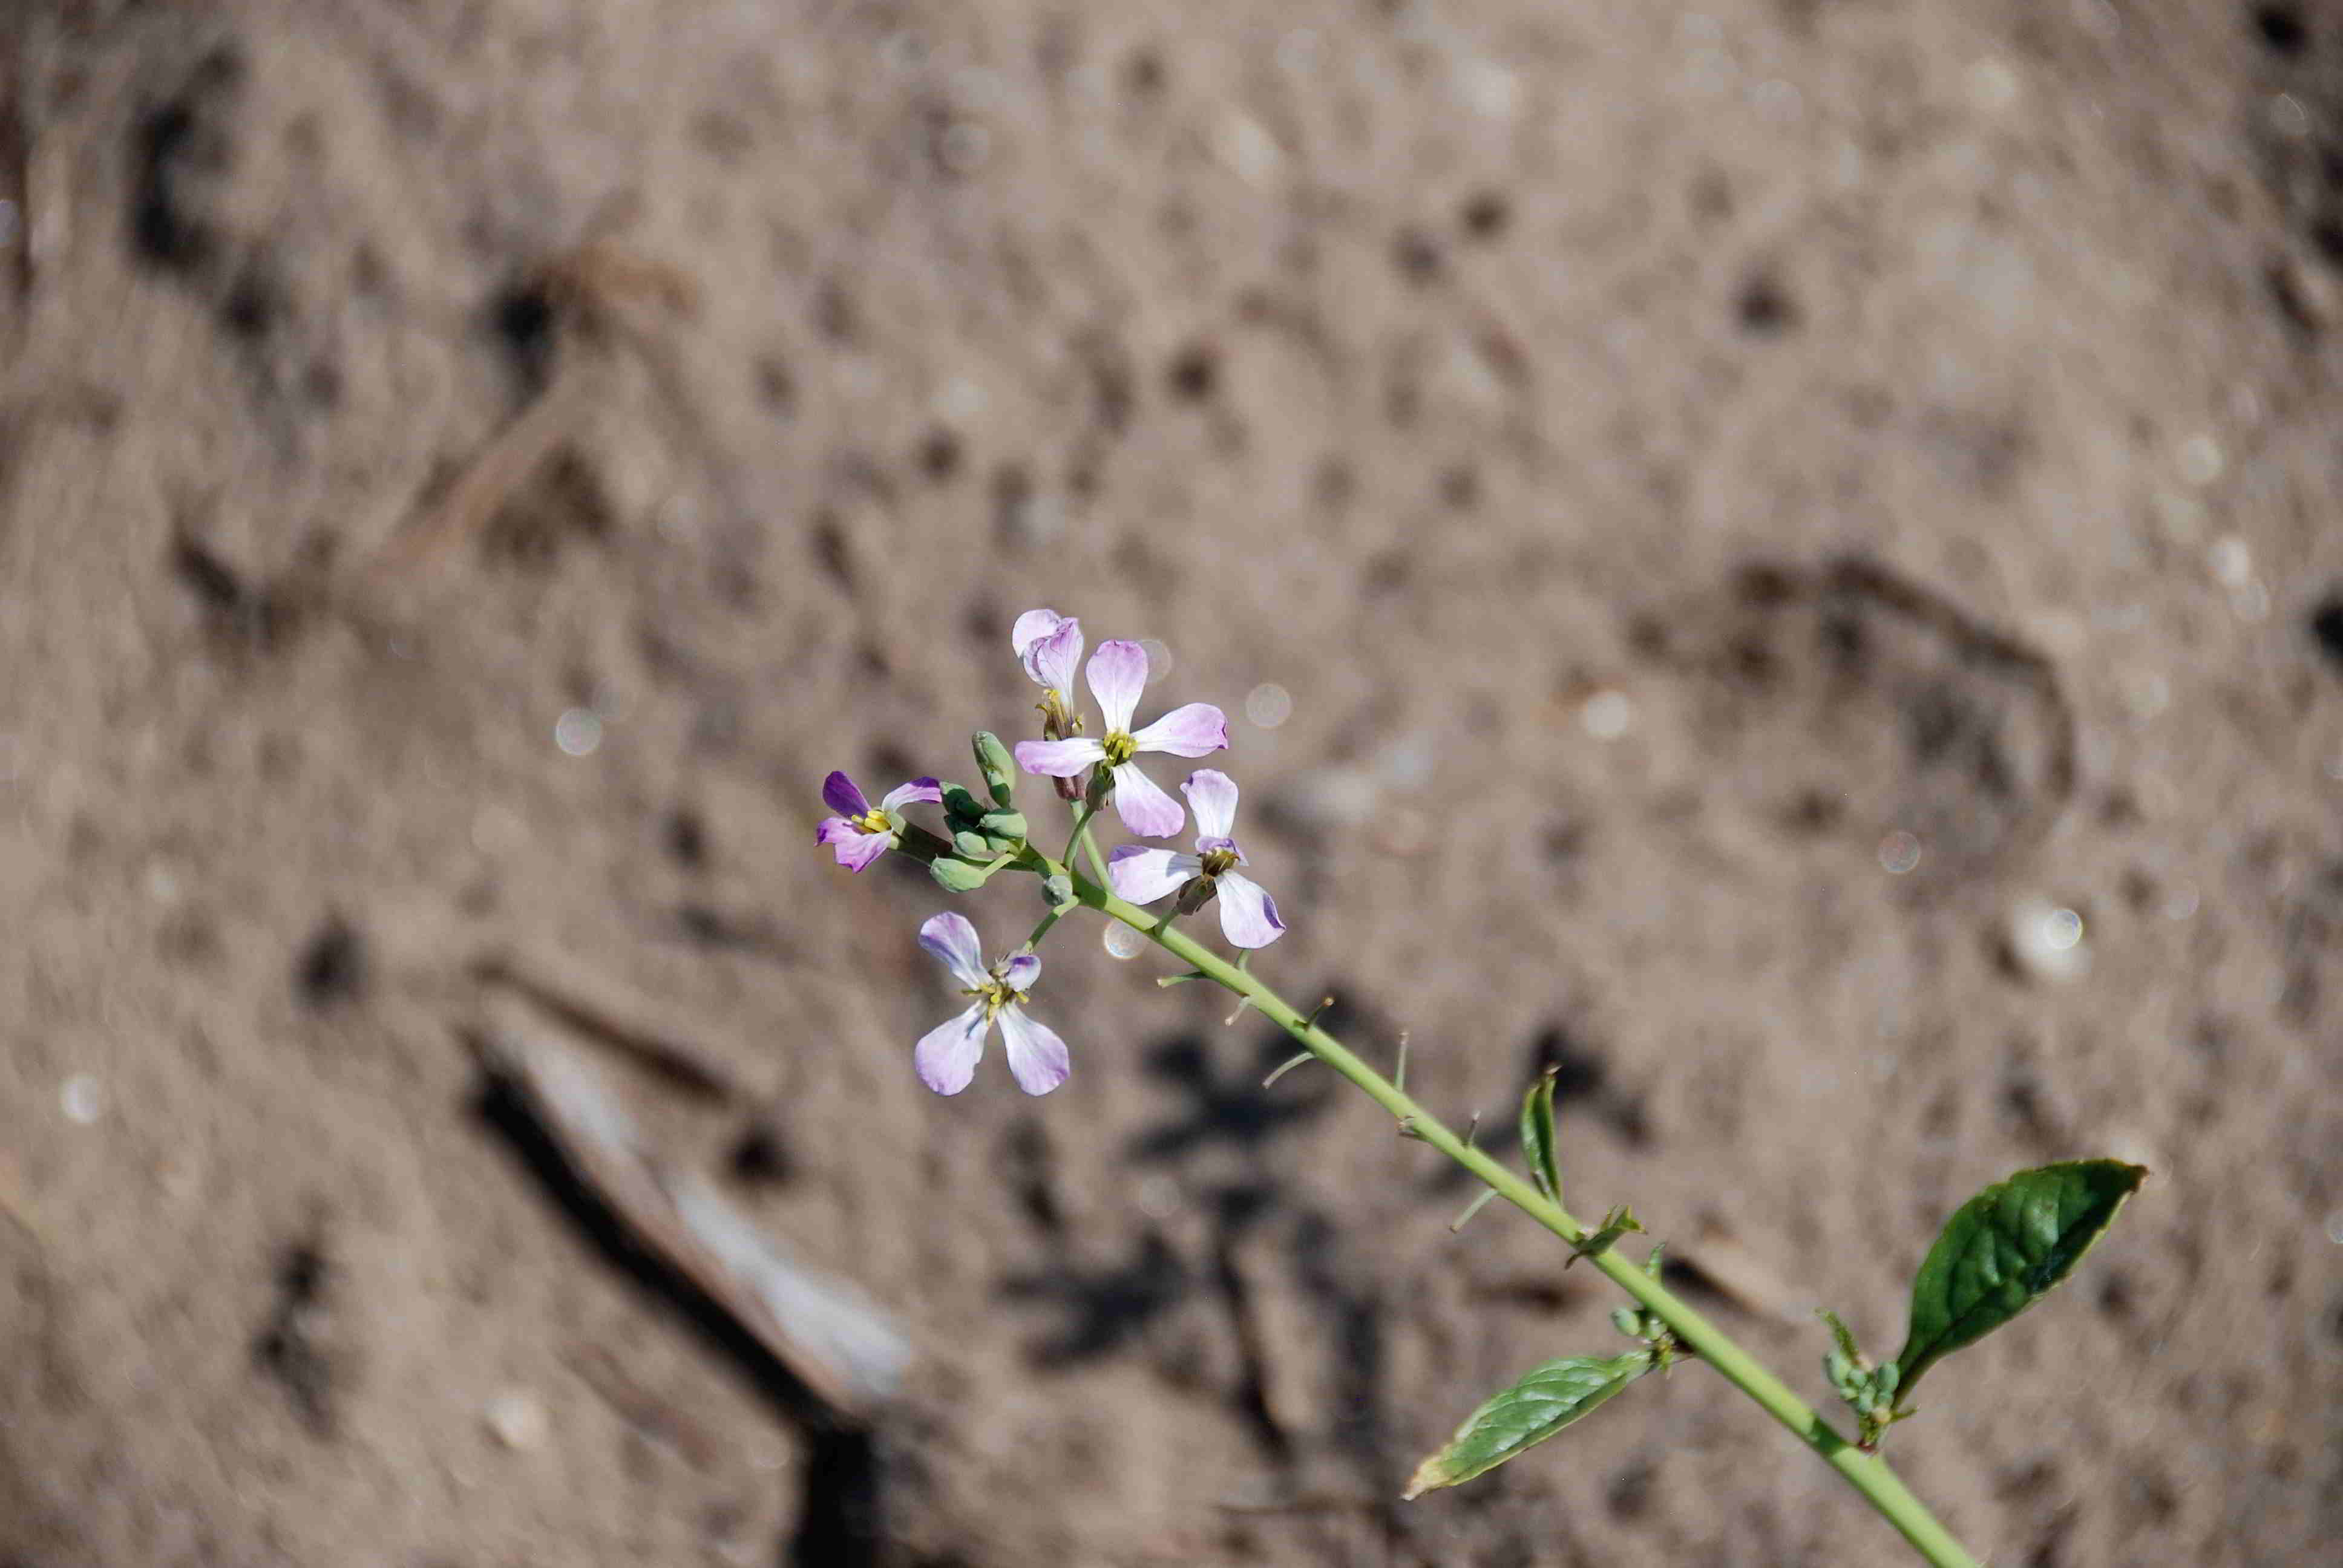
[1,1,2337,1563]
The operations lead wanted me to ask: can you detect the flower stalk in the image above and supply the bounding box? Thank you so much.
[1055,854,1983,1568]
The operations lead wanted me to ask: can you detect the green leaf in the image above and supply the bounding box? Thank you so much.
[1891,1160,2148,1406]
[1403,1352,1650,1500]
[1519,1067,1562,1205]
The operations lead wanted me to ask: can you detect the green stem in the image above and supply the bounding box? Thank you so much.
[1065,868,1981,1568]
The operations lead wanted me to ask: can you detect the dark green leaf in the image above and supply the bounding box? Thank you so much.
[1519,1067,1562,1205]
[1401,1352,1650,1499]
[1892,1160,2147,1405]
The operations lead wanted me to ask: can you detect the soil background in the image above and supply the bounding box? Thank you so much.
[1,1,2338,1564]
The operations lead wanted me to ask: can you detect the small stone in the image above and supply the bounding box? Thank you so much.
[485,1390,549,1450]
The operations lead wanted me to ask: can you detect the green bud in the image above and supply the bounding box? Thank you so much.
[972,732,1017,806]
[1610,1306,1643,1340]
[1875,1362,1900,1396]
[930,856,993,893]
[978,809,1027,842]
[1825,1350,1854,1391]
[940,783,989,824]
[953,829,992,859]
[1041,872,1075,909]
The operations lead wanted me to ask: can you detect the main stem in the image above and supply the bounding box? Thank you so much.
[1061,862,1981,1568]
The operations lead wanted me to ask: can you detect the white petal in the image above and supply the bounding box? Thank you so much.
[1181,768,1240,841]
[1086,640,1149,734]
[998,1005,1071,1095]
[914,1005,989,1095]
[1107,845,1200,905]
[917,912,989,988]
[1110,763,1186,838]
[1216,871,1286,949]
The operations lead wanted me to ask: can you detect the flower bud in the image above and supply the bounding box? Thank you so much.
[940,783,989,825]
[972,731,1017,806]
[978,809,1027,843]
[953,829,992,860]
[930,856,994,894]
[1041,872,1075,909]
[1610,1306,1644,1340]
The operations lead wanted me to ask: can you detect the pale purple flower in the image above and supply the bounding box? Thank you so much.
[815,770,942,871]
[913,912,1072,1096]
[1012,608,1084,719]
[1106,769,1285,948]
[1014,639,1228,838]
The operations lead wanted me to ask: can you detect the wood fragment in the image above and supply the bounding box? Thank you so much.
[374,370,597,575]
[473,942,744,1101]
[477,1006,913,1419]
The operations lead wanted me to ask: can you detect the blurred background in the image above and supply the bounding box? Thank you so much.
[1,1,2338,1563]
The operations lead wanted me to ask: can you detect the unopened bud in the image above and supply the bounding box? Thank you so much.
[972,732,1017,806]
[978,809,1027,843]
[930,857,992,893]
[1041,872,1075,909]
[940,783,989,824]
[1611,1306,1643,1339]
[953,829,992,859]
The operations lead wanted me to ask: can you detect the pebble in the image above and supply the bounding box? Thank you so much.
[485,1389,549,1450]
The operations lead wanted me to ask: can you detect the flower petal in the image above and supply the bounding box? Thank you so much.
[1216,871,1286,949]
[1110,762,1185,838]
[1086,639,1150,733]
[830,827,893,872]
[1028,618,1084,699]
[821,770,870,818]
[914,1005,989,1096]
[1133,704,1228,759]
[1012,608,1065,657]
[816,817,858,846]
[998,1005,1071,1096]
[917,912,989,988]
[1107,845,1201,904]
[882,776,944,811]
[999,952,1041,991]
[1181,768,1241,841]
[1015,737,1106,777]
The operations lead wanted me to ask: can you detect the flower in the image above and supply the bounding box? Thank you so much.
[913,912,1071,1095]
[1014,640,1228,837]
[815,770,942,871]
[1012,608,1085,730]
[1106,769,1285,947]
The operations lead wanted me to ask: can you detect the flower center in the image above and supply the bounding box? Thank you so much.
[854,809,893,835]
[1101,730,1137,766]
[964,976,1028,1021]
[1199,847,1238,878]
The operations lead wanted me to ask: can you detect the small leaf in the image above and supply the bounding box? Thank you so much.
[1403,1352,1650,1499]
[1519,1067,1562,1205]
[1564,1203,1643,1269]
[1891,1160,2147,1406]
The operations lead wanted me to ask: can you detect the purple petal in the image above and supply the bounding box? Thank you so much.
[1012,608,1068,665]
[1107,844,1200,904]
[917,912,989,988]
[816,817,859,847]
[1086,640,1150,733]
[998,1005,1071,1096]
[1181,768,1240,840]
[1000,952,1041,991]
[830,828,893,872]
[882,776,944,811]
[914,1005,989,1096]
[821,770,870,818]
[1216,871,1286,949]
[1023,617,1084,699]
[1133,703,1228,759]
[1015,737,1106,777]
[1110,763,1186,838]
